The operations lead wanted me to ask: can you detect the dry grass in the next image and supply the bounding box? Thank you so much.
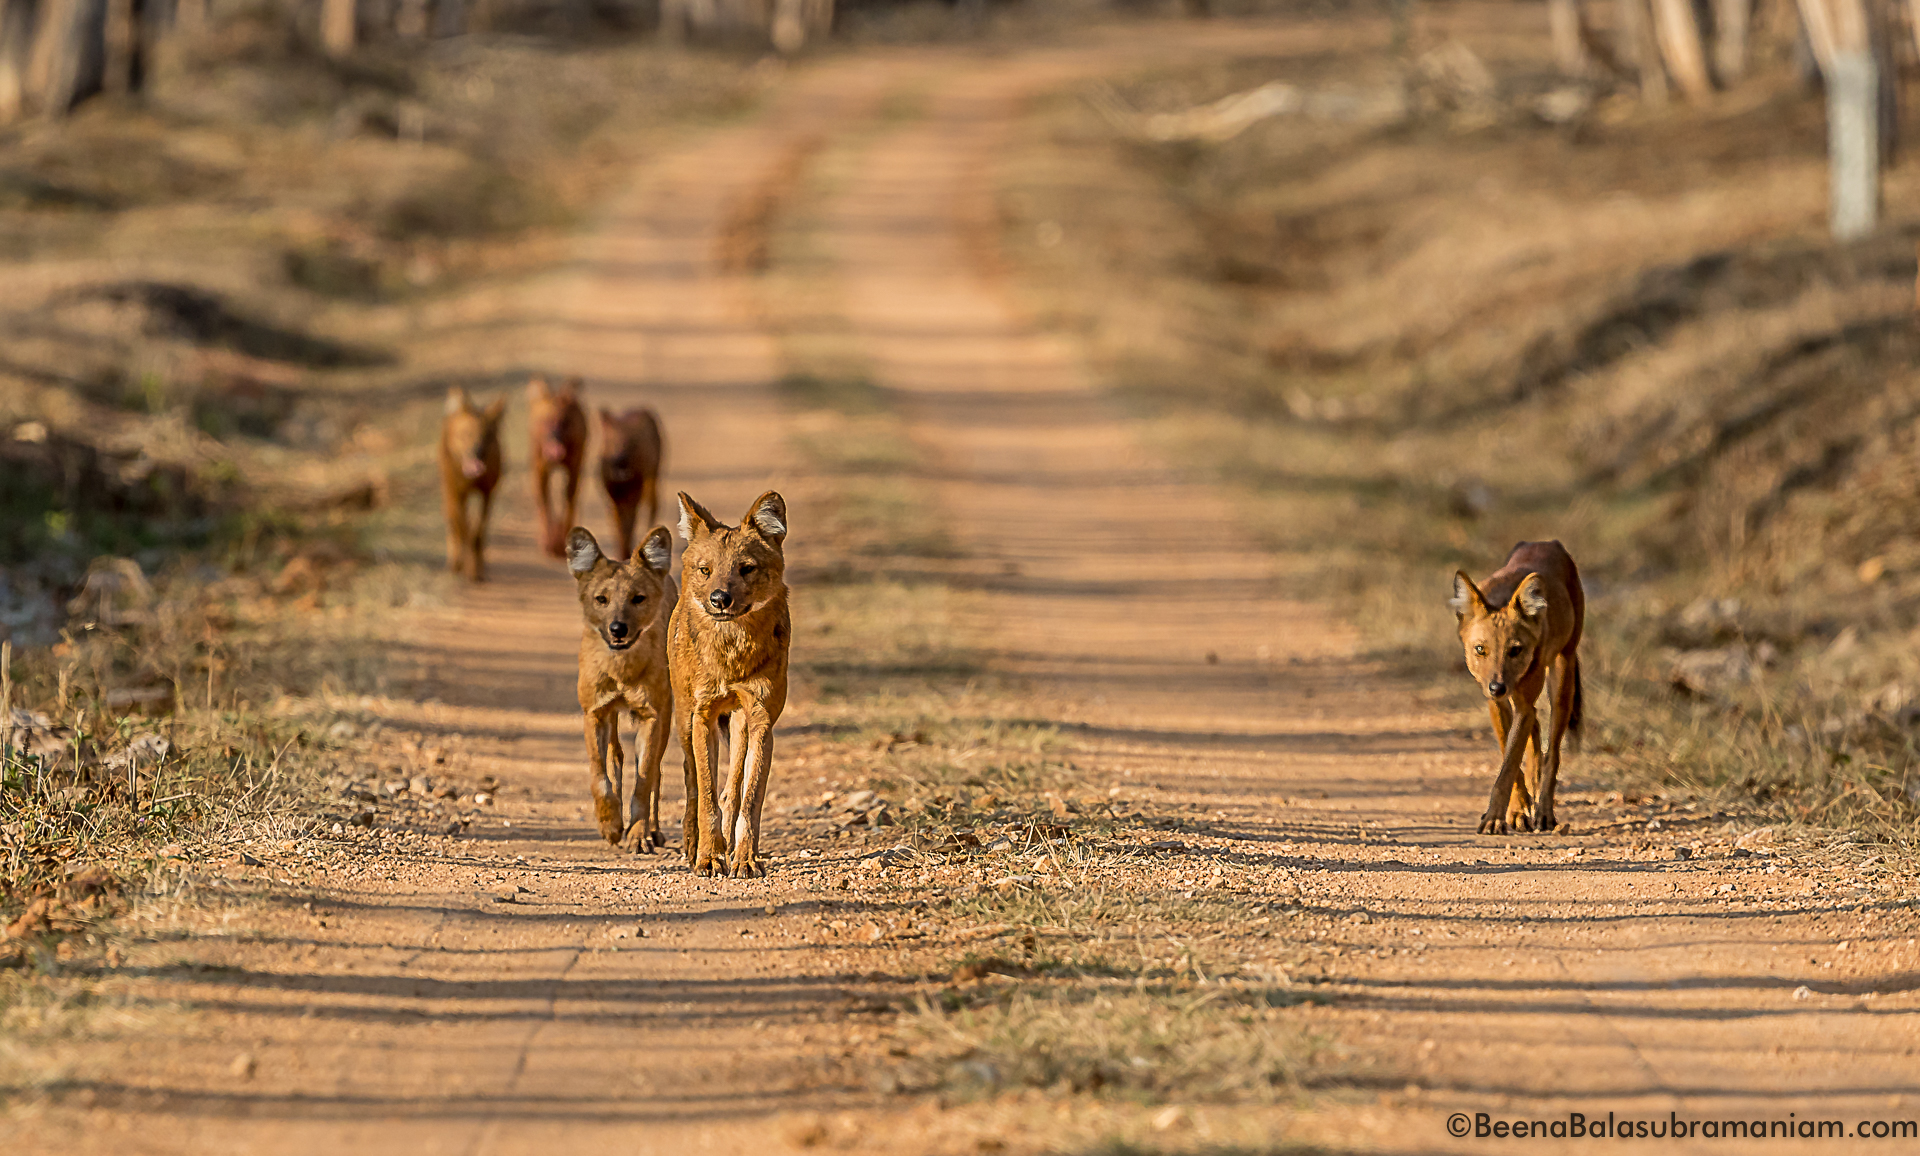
[991,7,1920,844]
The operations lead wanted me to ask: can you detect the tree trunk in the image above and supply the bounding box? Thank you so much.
[1712,0,1751,81]
[1827,48,1877,237]
[0,0,37,122]
[1549,0,1595,75]
[1797,0,1878,237]
[1651,0,1714,96]
[1617,0,1669,102]
[394,0,427,36]
[321,0,354,55]
[432,0,465,37]
[26,0,105,115]
[100,0,132,93]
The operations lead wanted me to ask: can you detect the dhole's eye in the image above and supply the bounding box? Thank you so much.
[739,563,755,576]
[1507,643,1524,657]
[595,595,608,606]
[698,565,712,577]
[1473,645,1485,656]
[630,594,645,604]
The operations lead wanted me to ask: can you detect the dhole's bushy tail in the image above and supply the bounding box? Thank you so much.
[1566,655,1584,752]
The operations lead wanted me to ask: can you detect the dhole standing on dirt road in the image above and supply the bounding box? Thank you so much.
[439,387,507,582]
[1449,540,1585,835]
[600,406,664,559]
[528,376,589,560]
[567,525,677,852]
[670,491,791,878]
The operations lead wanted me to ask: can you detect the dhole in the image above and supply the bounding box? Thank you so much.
[528,376,588,559]
[439,387,506,582]
[1449,540,1585,834]
[567,525,675,851]
[599,407,664,559]
[670,490,790,878]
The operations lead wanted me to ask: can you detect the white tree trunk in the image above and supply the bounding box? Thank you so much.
[1827,48,1878,238]
[1651,0,1713,97]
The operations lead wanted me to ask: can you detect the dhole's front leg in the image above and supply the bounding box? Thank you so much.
[471,488,495,582]
[629,704,670,853]
[444,485,471,575]
[1479,701,1537,834]
[587,710,626,844]
[717,710,750,869]
[728,709,775,879]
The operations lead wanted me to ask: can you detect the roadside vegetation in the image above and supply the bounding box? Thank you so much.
[992,5,1920,843]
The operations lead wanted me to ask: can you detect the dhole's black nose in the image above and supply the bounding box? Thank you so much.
[708,589,733,611]
[608,621,629,639]
[1487,679,1506,697]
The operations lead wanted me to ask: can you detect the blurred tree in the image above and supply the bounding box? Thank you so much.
[0,0,35,119]
[322,0,355,55]
[1549,0,1596,74]
[1795,0,1895,236]
[1617,0,1671,101]
[1712,0,1752,80]
[1652,0,1714,95]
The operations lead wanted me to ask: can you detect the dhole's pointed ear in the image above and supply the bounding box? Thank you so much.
[636,526,672,574]
[445,386,472,415]
[566,527,603,576]
[481,396,507,425]
[528,376,551,399]
[1448,571,1487,619]
[1512,573,1549,620]
[743,491,787,542]
[677,492,723,541]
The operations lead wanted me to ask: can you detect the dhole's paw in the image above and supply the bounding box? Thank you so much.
[727,856,765,879]
[595,799,624,845]
[1532,810,1560,833]
[693,853,722,878]
[623,824,657,854]
[1507,812,1534,833]
[1477,814,1510,834]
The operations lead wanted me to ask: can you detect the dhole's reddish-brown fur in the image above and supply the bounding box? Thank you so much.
[528,376,588,559]
[1450,540,1585,834]
[669,490,789,879]
[599,407,663,560]
[439,387,506,582]
[568,525,676,851]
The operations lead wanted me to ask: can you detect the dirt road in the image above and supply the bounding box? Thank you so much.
[11,22,1919,1156]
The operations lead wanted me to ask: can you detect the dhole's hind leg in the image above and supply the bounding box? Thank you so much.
[679,717,700,866]
[1531,653,1577,833]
